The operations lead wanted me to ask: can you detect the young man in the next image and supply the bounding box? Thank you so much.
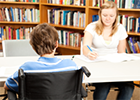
[4,23,79,92]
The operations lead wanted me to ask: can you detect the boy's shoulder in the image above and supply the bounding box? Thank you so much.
[19,60,38,69]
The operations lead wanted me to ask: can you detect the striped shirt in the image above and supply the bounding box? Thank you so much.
[5,57,79,92]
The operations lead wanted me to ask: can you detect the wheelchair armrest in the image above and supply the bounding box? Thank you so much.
[18,69,25,79]
[7,90,17,100]
[81,66,91,77]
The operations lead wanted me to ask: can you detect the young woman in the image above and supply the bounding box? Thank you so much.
[82,1,134,100]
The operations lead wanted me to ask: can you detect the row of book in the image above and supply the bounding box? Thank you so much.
[127,37,140,53]
[0,0,39,2]
[0,7,40,22]
[0,26,34,40]
[121,0,140,9]
[0,26,83,48]
[92,0,140,9]
[46,0,86,6]
[57,30,82,47]
[47,9,86,27]
[118,15,140,33]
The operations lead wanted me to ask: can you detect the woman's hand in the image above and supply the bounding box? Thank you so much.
[87,51,98,60]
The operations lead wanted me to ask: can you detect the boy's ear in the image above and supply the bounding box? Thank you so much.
[56,41,58,48]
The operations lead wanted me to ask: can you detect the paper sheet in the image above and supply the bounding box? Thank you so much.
[0,66,19,77]
[75,53,140,63]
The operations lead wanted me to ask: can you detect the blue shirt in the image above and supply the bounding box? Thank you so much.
[5,57,79,92]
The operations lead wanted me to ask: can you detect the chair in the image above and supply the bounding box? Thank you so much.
[7,66,91,100]
[2,40,38,57]
[0,94,7,100]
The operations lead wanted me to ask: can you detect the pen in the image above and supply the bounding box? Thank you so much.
[87,45,93,52]
[71,55,75,60]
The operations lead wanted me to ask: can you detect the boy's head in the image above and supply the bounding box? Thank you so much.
[29,23,58,56]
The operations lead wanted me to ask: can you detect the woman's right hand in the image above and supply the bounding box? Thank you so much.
[87,51,98,60]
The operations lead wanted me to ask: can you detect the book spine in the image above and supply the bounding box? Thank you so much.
[129,37,137,53]
[0,27,1,40]
[1,27,4,40]
[9,27,11,40]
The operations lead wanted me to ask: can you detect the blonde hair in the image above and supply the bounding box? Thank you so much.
[95,1,119,36]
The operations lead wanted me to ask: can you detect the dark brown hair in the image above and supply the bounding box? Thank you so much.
[30,23,58,55]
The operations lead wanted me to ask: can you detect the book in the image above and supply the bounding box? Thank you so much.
[92,0,96,6]
[126,39,131,53]
[92,15,99,22]
[1,7,7,21]
[69,33,74,46]
[0,9,3,21]
[0,27,1,40]
[129,37,137,53]
[16,29,20,39]
[10,7,14,21]
[23,27,25,39]
[8,8,12,21]
[63,30,67,45]
[66,31,70,46]
[20,27,23,39]
[74,0,80,6]
[137,17,140,33]
[128,40,133,53]
[1,27,5,40]
[83,0,86,6]
[57,30,62,44]
[5,26,9,40]
[9,27,11,40]
[134,42,140,53]
[13,28,16,40]
[5,8,10,22]
[52,8,60,24]
[62,10,70,25]
[70,11,77,26]
[47,9,51,23]
[134,0,140,9]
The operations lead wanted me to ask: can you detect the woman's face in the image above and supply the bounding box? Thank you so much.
[101,8,117,27]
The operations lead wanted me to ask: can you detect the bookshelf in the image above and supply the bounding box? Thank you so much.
[0,0,140,55]
[40,0,87,55]
[0,1,40,52]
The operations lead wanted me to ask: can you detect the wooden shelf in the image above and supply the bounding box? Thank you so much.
[0,21,39,24]
[118,8,140,11]
[0,1,39,4]
[49,24,85,30]
[128,32,140,36]
[89,6,140,11]
[58,45,80,50]
[89,6,100,9]
[41,3,86,8]
[0,41,2,43]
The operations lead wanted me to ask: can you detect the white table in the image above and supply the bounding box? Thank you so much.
[0,56,37,82]
[0,54,140,84]
[73,55,140,83]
